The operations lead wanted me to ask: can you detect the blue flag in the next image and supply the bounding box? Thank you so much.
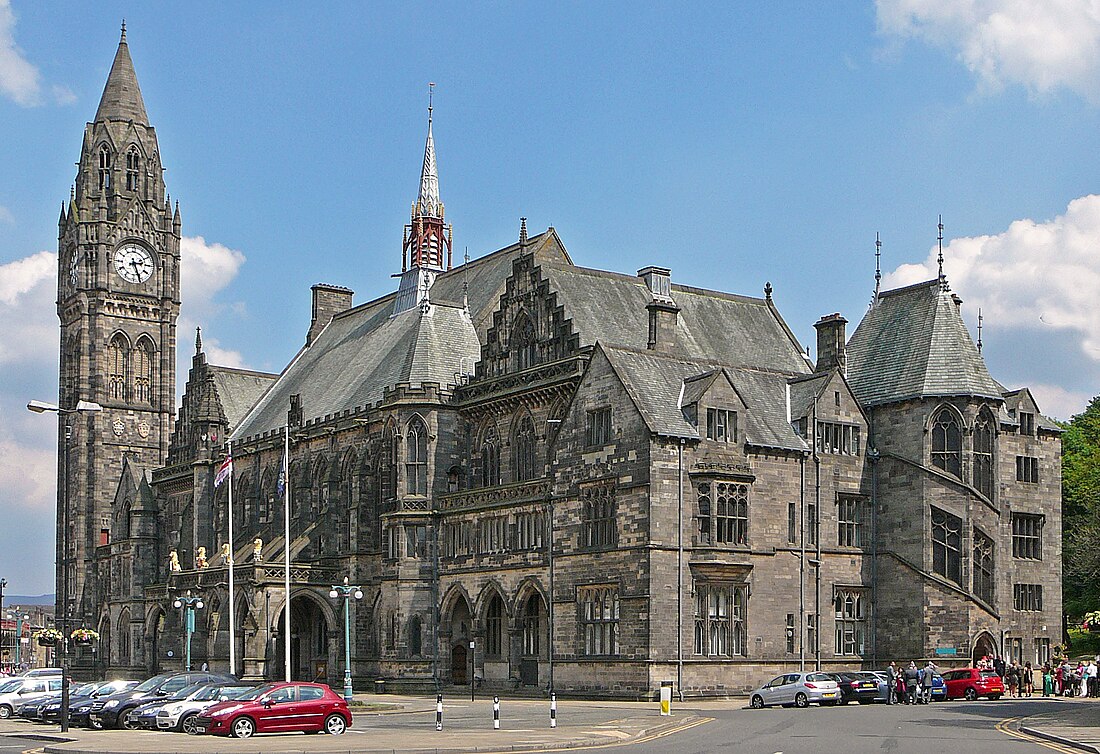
[276,458,286,496]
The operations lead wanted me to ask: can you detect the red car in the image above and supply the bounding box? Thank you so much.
[942,668,1005,700]
[193,682,351,738]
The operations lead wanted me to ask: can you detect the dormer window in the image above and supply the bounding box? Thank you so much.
[706,408,738,443]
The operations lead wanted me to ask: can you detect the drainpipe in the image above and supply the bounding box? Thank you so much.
[677,438,684,699]
[799,452,806,672]
[813,396,822,671]
[869,408,879,667]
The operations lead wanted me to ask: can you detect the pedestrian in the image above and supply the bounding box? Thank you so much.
[1005,662,1019,698]
[920,661,936,704]
[994,655,1006,678]
[887,662,899,705]
[1089,659,1098,697]
[1056,662,1065,695]
[905,661,920,705]
[1023,661,1034,697]
[1043,664,1054,697]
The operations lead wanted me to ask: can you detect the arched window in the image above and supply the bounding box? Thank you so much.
[117,609,131,667]
[485,594,505,658]
[480,426,500,488]
[511,314,537,371]
[930,408,962,477]
[98,146,112,190]
[133,337,155,404]
[108,334,130,401]
[380,422,398,505]
[125,147,140,191]
[973,409,995,499]
[514,416,537,482]
[522,594,543,656]
[407,615,422,657]
[406,417,428,496]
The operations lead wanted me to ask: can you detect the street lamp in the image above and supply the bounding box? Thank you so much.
[26,397,102,734]
[7,613,29,670]
[172,592,204,671]
[329,577,363,703]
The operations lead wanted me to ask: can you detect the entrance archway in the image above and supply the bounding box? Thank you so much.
[447,595,473,685]
[518,591,547,686]
[973,631,998,664]
[273,595,332,682]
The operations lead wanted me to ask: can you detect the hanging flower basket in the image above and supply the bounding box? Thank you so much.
[35,628,64,647]
[70,628,99,646]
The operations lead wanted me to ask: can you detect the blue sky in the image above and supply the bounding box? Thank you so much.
[2,1,1100,594]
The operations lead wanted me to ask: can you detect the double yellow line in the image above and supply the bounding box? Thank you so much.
[996,716,1085,753]
[477,715,713,754]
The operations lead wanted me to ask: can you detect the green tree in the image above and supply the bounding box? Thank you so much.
[1062,396,1100,617]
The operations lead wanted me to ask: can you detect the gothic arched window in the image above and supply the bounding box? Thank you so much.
[406,417,428,496]
[133,336,155,404]
[973,408,995,499]
[514,416,537,482]
[480,426,500,488]
[125,147,140,191]
[98,146,112,190]
[485,594,505,658]
[511,314,537,372]
[117,609,131,667]
[108,334,130,401]
[380,422,398,506]
[930,408,962,478]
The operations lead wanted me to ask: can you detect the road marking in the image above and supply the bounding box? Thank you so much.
[454,715,712,754]
[995,716,1082,753]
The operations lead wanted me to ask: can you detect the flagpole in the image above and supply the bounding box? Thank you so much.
[227,440,236,677]
[283,422,292,683]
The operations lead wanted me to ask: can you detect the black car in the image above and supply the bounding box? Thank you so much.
[830,671,881,704]
[45,680,140,726]
[88,672,234,729]
[126,682,209,730]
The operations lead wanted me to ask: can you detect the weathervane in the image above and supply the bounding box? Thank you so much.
[873,232,882,307]
[977,308,984,354]
[937,214,947,289]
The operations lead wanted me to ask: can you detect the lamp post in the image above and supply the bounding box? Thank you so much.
[26,398,102,733]
[173,592,204,671]
[328,577,363,703]
[7,613,29,670]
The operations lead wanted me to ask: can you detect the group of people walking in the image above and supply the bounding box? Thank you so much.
[884,655,1100,703]
[885,661,938,704]
[1045,659,1100,697]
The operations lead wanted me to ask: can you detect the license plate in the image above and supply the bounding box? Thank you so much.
[822,692,836,697]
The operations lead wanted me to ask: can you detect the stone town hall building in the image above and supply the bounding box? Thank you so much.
[54,30,1062,695]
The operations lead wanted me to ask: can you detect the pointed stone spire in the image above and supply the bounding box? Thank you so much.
[173,200,181,232]
[400,83,451,278]
[95,21,149,125]
[195,326,203,354]
[416,84,441,218]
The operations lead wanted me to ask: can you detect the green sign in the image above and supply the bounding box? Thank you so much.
[935,647,957,656]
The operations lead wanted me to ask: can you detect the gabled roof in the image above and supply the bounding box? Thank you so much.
[209,367,278,431]
[95,29,149,125]
[846,280,1002,407]
[788,373,829,420]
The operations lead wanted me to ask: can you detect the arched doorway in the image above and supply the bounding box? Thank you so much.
[518,591,547,686]
[273,595,332,682]
[146,608,166,675]
[448,596,473,685]
[973,631,998,665]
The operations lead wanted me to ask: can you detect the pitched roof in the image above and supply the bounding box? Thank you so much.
[95,32,149,125]
[788,373,829,419]
[209,367,278,432]
[846,280,1002,407]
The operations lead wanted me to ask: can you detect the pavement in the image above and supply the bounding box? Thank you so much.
[0,694,707,754]
[1014,697,1100,753]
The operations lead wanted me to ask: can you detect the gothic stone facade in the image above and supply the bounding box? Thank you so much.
[61,33,1062,694]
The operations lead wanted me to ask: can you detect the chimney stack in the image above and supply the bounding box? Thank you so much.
[308,284,354,345]
[813,313,847,374]
[638,266,679,353]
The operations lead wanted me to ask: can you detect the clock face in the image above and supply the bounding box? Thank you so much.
[113,243,154,284]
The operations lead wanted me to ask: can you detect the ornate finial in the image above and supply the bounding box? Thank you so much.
[873,232,882,306]
[519,217,528,244]
[937,214,946,286]
[764,281,773,301]
[977,308,984,354]
[120,19,126,42]
[428,82,434,122]
[195,326,203,354]
[462,246,470,313]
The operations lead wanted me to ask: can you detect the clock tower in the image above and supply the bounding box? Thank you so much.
[56,24,180,634]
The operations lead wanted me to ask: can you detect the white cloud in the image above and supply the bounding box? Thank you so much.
[0,0,41,106]
[0,250,56,363]
[877,0,1100,101]
[1028,383,1091,421]
[178,235,249,378]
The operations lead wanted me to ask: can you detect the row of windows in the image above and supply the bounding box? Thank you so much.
[437,512,547,558]
[107,334,156,404]
[932,408,1043,495]
[478,417,541,488]
[97,145,146,192]
[817,421,861,456]
[1014,584,1044,612]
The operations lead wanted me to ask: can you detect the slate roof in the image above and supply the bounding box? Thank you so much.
[209,367,278,431]
[602,346,808,451]
[846,280,1002,407]
[95,31,149,125]
[788,373,829,420]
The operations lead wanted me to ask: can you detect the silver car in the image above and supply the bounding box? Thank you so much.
[750,671,840,708]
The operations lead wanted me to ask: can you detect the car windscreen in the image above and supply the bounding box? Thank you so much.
[71,683,99,696]
[170,683,206,701]
[0,679,23,693]
[132,675,170,693]
[215,686,256,700]
[980,671,1000,679]
[238,684,277,701]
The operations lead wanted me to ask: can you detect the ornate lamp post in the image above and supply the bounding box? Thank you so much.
[172,592,204,671]
[7,613,29,670]
[328,577,363,703]
[26,398,103,733]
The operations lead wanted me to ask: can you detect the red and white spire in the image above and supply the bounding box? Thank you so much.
[402,83,452,273]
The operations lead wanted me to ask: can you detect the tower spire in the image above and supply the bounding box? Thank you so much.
[401,82,451,273]
[95,21,149,125]
[195,326,203,354]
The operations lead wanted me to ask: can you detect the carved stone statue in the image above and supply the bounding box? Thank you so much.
[168,550,181,572]
[195,546,208,569]
[220,543,232,565]
[252,538,263,562]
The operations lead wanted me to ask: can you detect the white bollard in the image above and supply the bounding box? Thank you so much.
[493,695,500,730]
[550,693,557,728]
[436,693,443,731]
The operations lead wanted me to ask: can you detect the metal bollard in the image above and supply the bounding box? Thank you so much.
[493,695,500,730]
[550,693,557,728]
[436,693,443,731]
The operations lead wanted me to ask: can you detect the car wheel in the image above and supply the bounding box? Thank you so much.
[121,709,141,731]
[231,716,255,739]
[964,688,978,701]
[181,713,199,735]
[89,716,104,730]
[0,705,11,719]
[795,692,809,708]
[750,695,765,709]
[324,714,347,735]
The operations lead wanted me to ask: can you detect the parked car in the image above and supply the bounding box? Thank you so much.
[926,671,947,702]
[17,682,98,721]
[942,668,1004,700]
[126,683,208,731]
[830,671,882,704]
[88,672,234,729]
[749,672,840,709]
[158,683,257,734]
[19,668,63,678]
[43,680,139,726]
[194,682,351,738]
[0,676,63,719]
